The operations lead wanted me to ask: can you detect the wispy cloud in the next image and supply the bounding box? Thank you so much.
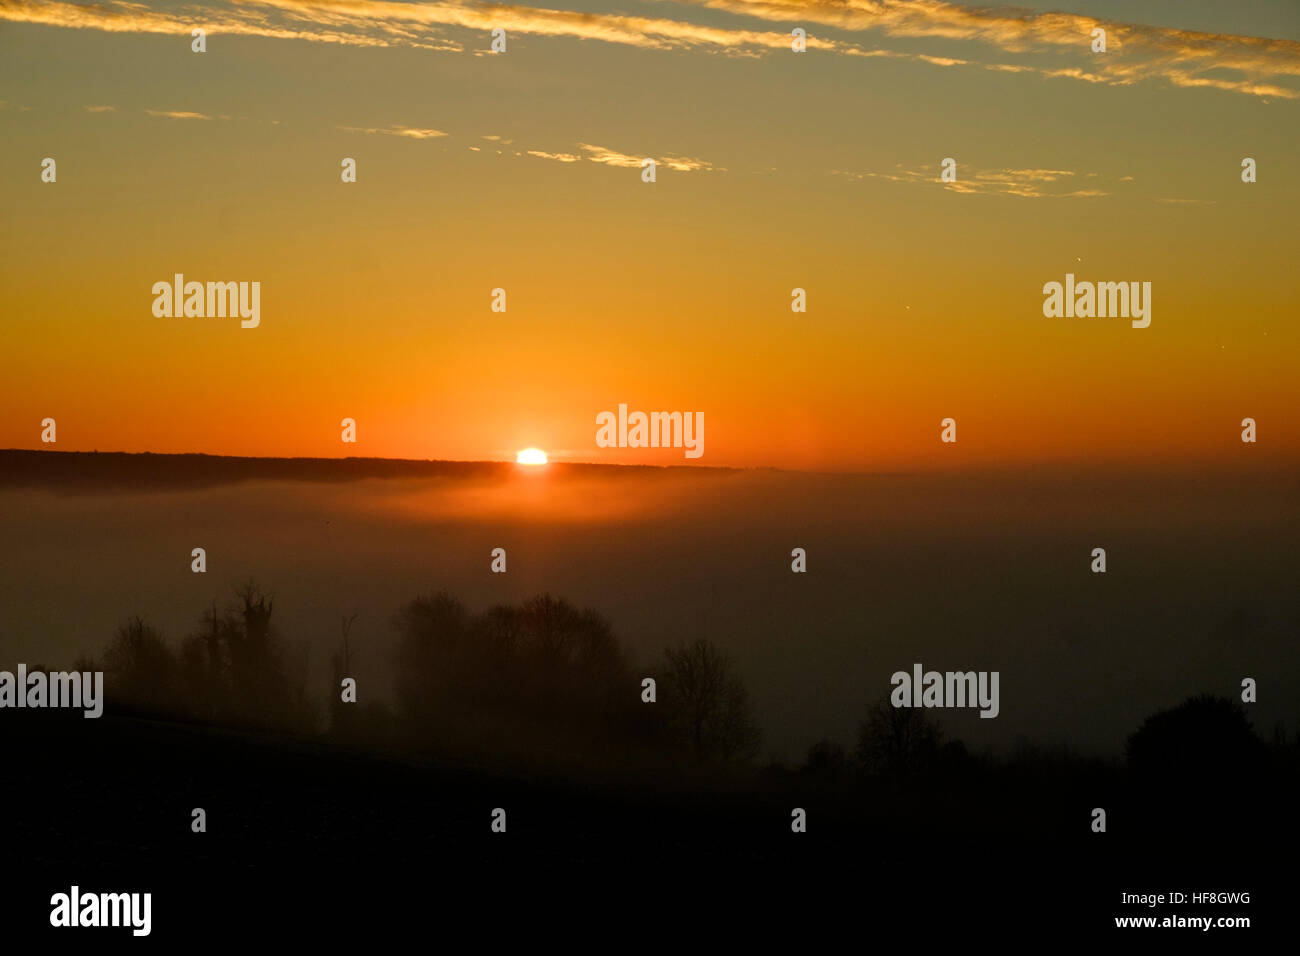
[659,154,723,172]
[3,0,1296,99]
[682,0,1300,99]
[835,163,1107,198]
[0,0,800,55]
[338,124,448,139]
[578,143,644,169]
[0,0,461,50]
[525,149,582,163]
[577,143,722,172]
[82,104,116,112]
[250,0,846,55]
[145,109,212,120]
[1001,168,1075,182]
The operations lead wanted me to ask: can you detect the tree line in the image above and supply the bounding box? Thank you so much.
[75,582,762,767]
[70,582,1295,781]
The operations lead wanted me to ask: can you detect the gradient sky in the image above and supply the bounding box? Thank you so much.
[2,0,1297,470]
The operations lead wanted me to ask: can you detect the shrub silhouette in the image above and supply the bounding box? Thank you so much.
[93,583,312,731]
[856,695,943,778]
[1126,694,1263,786]
[658,638,761,763]
[102,615,180,716]
[802,737,850,780]
[391,591,641,758]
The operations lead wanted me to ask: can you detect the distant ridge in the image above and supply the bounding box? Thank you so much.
[0,449,735,492]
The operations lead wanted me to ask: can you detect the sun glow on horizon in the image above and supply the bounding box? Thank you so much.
[516,448,548,465]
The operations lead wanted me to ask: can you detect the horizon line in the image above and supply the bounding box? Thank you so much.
[1,447,1292,481]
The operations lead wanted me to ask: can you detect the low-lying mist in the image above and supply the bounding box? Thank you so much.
[1,458,1296,761]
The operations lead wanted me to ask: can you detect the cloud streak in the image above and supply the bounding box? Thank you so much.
[576,143,721,171]
[681,0,1300,98]
[145,109,213,120]
[525,149,582,163]
[2,0,1296,98]
[338,124,448,139]
[835,163,1109,199]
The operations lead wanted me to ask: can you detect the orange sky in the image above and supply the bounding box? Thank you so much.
[2,0,1297,471]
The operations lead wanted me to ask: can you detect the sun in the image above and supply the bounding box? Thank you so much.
[516,448,548,465]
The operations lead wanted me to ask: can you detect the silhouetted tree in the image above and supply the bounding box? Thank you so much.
[180,599,237,721]
[660,638,761,763]
[856,695,943,778]
[1126,694,1263,785]
[282,635,316,732]
[393,591,469,724]
[330,613,359,735]
[103,615,179,714]
[92,582,310,730]
[231,581,275,691]
[510,596,630,722]
[803,737,850,780]
[392,591,641,756]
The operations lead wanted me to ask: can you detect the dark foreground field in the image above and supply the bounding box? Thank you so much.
[3,712,1286,942]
